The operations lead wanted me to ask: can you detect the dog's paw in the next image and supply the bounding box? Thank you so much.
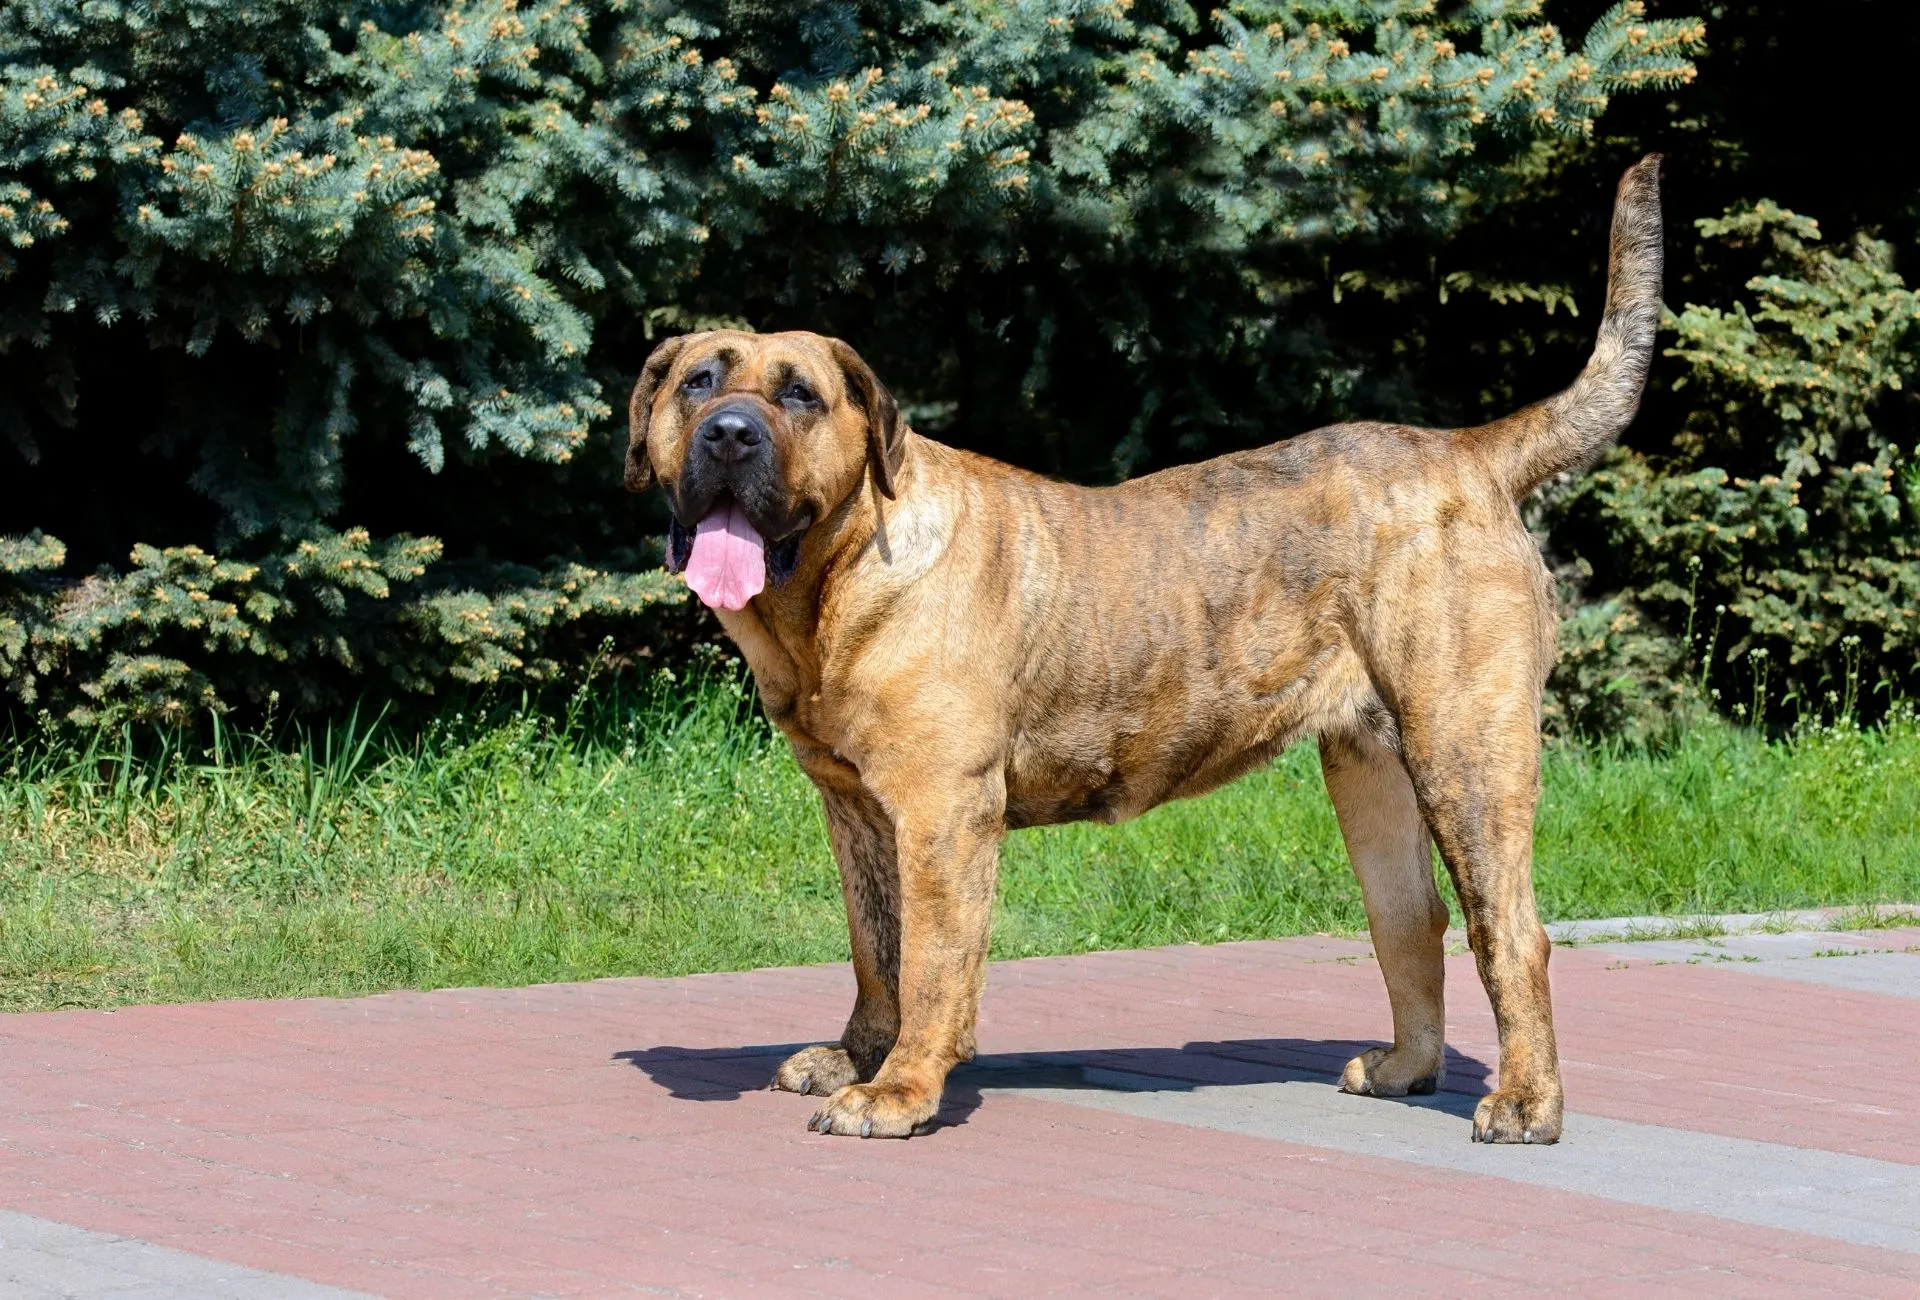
[771,1045,860,1097]
[1340,1046,1444,1098]
[1471,1086,1563,1144]
[807,1080,938,1139]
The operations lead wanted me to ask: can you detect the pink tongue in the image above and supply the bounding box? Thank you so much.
[684,500,766,611]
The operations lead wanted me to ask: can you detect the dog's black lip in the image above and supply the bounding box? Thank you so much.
[768,522,808,589]
[769,509,813,546]
[665,515,693,574]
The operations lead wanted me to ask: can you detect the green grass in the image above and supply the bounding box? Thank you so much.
[3,663,1916,1012]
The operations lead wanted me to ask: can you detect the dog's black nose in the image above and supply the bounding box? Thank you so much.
[702,410,763,458]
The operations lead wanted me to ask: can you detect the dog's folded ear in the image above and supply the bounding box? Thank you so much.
[830,338,903,499]
[625,335,687,492]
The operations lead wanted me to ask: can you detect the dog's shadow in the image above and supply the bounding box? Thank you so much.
[614,1039,1493,1129]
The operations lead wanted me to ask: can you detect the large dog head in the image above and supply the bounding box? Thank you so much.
[623,330,902,611]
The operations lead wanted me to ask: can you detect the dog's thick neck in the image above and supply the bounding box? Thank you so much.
[712,427,925,680]
[701,468,880,745]
[790,427,922,601]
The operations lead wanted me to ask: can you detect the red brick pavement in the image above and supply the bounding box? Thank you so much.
[0,930,1916,1296]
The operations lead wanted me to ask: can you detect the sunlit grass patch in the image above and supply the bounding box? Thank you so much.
[4,667,1915,1012]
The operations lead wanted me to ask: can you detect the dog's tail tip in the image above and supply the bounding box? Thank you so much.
[1612,153,1664,227]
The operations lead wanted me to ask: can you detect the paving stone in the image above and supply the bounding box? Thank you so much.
[0,923,1917,1296]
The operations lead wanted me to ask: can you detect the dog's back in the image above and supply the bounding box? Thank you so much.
[910,158,1665,828]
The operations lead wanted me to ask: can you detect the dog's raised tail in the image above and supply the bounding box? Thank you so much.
[1467,155,1664,498]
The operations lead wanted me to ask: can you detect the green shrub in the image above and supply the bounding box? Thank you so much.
[1549,201,1920,731]
[0,525,681,722]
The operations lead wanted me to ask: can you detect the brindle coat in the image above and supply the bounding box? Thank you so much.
[625,157,1665,1142]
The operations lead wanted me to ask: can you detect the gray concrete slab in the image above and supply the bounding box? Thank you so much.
[0,1212,371,1300]
[1587,931,1880,963]
[978,1064,1920,1253]
[1545,907,1919,944]
[1580,929,1920,997]
[1597,944,1920,990]
[1716,951,1920,997]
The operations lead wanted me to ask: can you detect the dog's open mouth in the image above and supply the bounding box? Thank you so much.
[668,497,803,611]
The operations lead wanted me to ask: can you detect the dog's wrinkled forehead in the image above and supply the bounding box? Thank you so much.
[671,331,845,403]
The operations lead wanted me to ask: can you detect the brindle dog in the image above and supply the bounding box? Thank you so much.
[625,157,1664,1142]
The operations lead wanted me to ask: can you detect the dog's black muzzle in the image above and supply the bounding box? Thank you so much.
[674,401,777,526]
[664,401,810,585]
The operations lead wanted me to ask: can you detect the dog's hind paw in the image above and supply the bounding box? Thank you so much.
[772,1045,860,1097]
[1340,1046,1444,1098]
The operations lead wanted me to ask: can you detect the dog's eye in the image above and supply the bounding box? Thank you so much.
[779,382,817,407]
[682,371,714,394]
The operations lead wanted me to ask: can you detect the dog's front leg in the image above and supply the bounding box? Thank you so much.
[806,771,1004,1138]
[774,788,900,1097]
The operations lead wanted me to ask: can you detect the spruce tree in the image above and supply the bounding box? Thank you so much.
[1,1,1703,723]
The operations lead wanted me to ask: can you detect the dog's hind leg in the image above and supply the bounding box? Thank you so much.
[1321,730,1449,1098]
[772,789,900,1097]
[1400,684,1562,1144]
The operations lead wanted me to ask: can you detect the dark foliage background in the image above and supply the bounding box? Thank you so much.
[2,0,1914,735]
